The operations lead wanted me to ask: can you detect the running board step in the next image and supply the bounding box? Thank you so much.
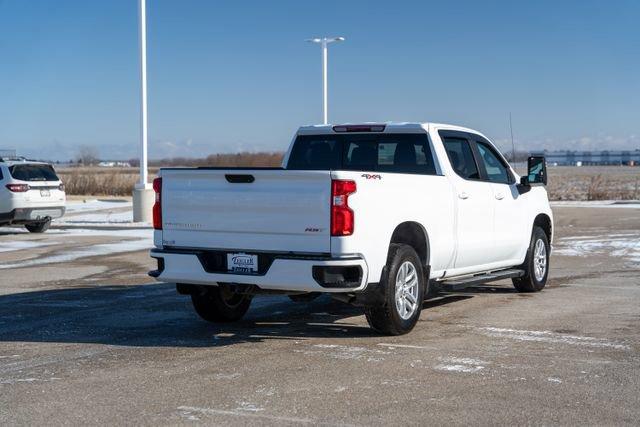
[438,269,525,292]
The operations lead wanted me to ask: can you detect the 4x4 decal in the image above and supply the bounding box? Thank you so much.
[361,174,382,180]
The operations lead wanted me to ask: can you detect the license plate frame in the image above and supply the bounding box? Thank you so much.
[40,189,50,197]
[227,252,258,273]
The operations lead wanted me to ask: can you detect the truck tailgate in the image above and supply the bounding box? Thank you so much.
[160,169,332,253]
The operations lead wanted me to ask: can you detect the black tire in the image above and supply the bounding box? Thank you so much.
[25,219,51,233]
[513,226,550,292]
[365,244,425,335]
[190,285,252,323]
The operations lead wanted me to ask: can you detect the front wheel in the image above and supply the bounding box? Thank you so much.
[25,219,51,233]
[190,285,252,323]
[365,244,425,335]
[513,226,549,292]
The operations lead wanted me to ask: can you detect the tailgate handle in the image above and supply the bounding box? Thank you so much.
[225,174,255,183]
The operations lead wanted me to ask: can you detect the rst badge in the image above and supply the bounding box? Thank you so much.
[305,227,324,233]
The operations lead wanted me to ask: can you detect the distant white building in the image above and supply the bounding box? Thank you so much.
[98,161,132,168]
[531,150,640,166]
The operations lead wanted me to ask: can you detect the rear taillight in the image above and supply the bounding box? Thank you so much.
[331,179,356,236]
[58,183,65,192]
[152,177,162,230]
[5,183,30,192]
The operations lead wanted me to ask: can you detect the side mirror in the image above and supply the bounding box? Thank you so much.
[526,156,547,186]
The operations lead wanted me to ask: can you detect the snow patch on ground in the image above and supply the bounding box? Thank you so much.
[56,199,149,226]
[58,210,133,224]
[64,199,132,213]
[377,343,433,350]
[479,327,630,350]
[0,240,57,253]
[434,357,487,373]
[554,233,640,264]
[0,229,152,269]
[235,401,265,412]
[295,343,390,362]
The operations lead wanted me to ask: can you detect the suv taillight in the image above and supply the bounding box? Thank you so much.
[331,179,356,236]
[152,177,162,230]
[6,183,30,192]
[58,183,65,192]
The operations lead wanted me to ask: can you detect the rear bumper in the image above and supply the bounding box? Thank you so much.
[0,206,66,224]
[149,248,369,293]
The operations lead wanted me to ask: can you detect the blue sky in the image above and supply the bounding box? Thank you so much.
[1,0,639,160]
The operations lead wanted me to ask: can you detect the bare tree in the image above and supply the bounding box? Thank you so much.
[76,145,100,165]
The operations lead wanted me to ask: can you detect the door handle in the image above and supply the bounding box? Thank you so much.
[458,192,469,200]
[495,192,505,200]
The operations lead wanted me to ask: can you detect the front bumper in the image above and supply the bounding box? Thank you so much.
[149,248,369,293]
[0,206,66,224]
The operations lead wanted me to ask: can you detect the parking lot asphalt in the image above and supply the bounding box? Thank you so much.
[0,205,639,425]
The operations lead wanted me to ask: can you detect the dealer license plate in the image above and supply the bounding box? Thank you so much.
[227,253,258,273]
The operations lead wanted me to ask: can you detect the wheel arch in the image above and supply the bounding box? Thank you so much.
[388,221,430,270]
[533,213,552,244]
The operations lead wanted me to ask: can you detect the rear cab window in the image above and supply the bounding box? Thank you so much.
[9,164,59,182]
[287,133,439,175]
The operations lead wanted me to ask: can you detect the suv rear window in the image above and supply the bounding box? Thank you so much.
[287,133,438,175]
[9,164,59,182]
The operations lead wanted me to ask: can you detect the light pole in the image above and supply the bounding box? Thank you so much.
[138,0,148,189]
[132,0,154,222]
[306,37,345,124]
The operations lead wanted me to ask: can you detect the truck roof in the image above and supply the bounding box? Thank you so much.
[296,122,485,136]
[0,158,50,167]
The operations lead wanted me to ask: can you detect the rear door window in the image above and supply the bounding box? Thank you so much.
[9,164,59,182]
[442,137,480,180]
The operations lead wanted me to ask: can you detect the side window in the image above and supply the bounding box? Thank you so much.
[0,167,3,181]
[442,137,480,180]
[476,141,511,184]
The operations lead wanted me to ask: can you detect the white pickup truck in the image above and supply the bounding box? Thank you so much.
[150,123,552,335]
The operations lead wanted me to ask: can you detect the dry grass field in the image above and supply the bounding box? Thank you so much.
[57,162,639,201]
[545,166,639,201]
[57,152,283,196]
[58,167,141,196]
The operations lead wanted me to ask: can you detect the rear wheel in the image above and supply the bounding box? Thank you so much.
[190,285,252,322]
[365,244,425,335]
[25,219,51,233]
[513,226,549,292]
